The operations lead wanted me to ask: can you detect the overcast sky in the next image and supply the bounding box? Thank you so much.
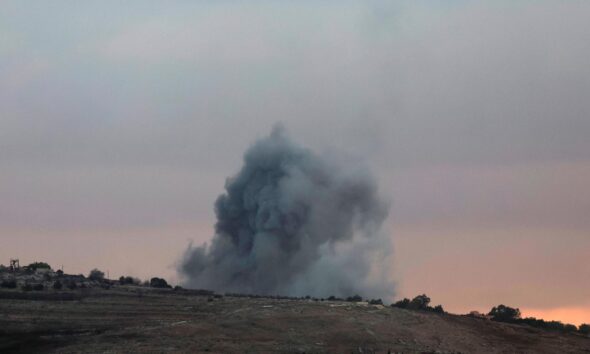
[1,1,589,324]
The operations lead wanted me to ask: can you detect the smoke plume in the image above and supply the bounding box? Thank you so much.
[179,126,393,298]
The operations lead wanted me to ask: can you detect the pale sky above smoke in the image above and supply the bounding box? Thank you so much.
[1,1,589,323]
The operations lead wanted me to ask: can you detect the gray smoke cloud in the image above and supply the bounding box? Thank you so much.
[179,125,393,298]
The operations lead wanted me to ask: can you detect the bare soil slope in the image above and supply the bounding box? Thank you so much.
[0,288,588,353]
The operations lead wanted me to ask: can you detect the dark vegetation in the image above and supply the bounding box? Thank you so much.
[149,277,171,288]
[391,294,445,313]
[26,262,51,272]
[484,304,588,334]
[346,294,363,302]
[88,269,105,281]
[118,276,140,285]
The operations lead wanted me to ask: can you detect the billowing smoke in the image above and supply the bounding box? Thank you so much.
[179,126,393,298]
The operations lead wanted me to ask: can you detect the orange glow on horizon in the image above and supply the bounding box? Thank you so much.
[521,307,590,327]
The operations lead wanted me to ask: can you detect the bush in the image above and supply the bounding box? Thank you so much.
[346,295,363,302]
[119,276,140,285]
[33,284,44,291]
[564,324,577,333]
[88,269,105,281]
[327,295,343,301]
[149,277,171,288]
[488,305,521,322]
[433,305,445,313]
[408,294,431,310]
[1,279,17,289]
[53,280,63,290]
[21,284,33,291]
[368,299,383,305]
[56,270,64,276]
[391,298,411,309]
[27,262,51,271]
[579,324,590,335]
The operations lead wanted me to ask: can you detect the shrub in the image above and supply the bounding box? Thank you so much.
[488,305,521,322]
[33,284,44,291]
[53,280,63,290]
[21,284,33,291]
[564,324,577,333]
[27,262,51,271]
[149,277,171,288]
[119,276,140,285]
[408,294,431,310]
[327,295,344,301]
[346,295,363,302]
[1,279,17,289]
[56,270,64,276]
[88,269,105,281]
[369,299,383,305]
[391,298,410,309]
[433,305,445,313]
[579,324,590,335]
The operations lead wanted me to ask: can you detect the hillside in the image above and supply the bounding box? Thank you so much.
[1,287,588,353]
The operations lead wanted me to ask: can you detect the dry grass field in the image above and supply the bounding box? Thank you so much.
[1,287,589,353]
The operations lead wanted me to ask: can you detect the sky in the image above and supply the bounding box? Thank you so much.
[1,1,589,325]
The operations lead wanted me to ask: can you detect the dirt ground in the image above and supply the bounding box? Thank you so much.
[0,288,588,353]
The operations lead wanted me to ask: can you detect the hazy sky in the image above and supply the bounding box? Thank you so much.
[2,1,589,324]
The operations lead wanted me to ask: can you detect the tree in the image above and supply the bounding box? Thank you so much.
[88,269,105,281]
[408,294,431,310]
[150,277,171,288]
[27,262,51,271]
[391,298,411,309]
[564,324,577,333]
[488,305,521,322]
[119,276,140,285]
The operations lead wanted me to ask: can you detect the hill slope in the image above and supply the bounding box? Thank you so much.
[0,288,588,353]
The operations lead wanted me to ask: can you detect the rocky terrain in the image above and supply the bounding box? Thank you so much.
[1,285,589,353]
